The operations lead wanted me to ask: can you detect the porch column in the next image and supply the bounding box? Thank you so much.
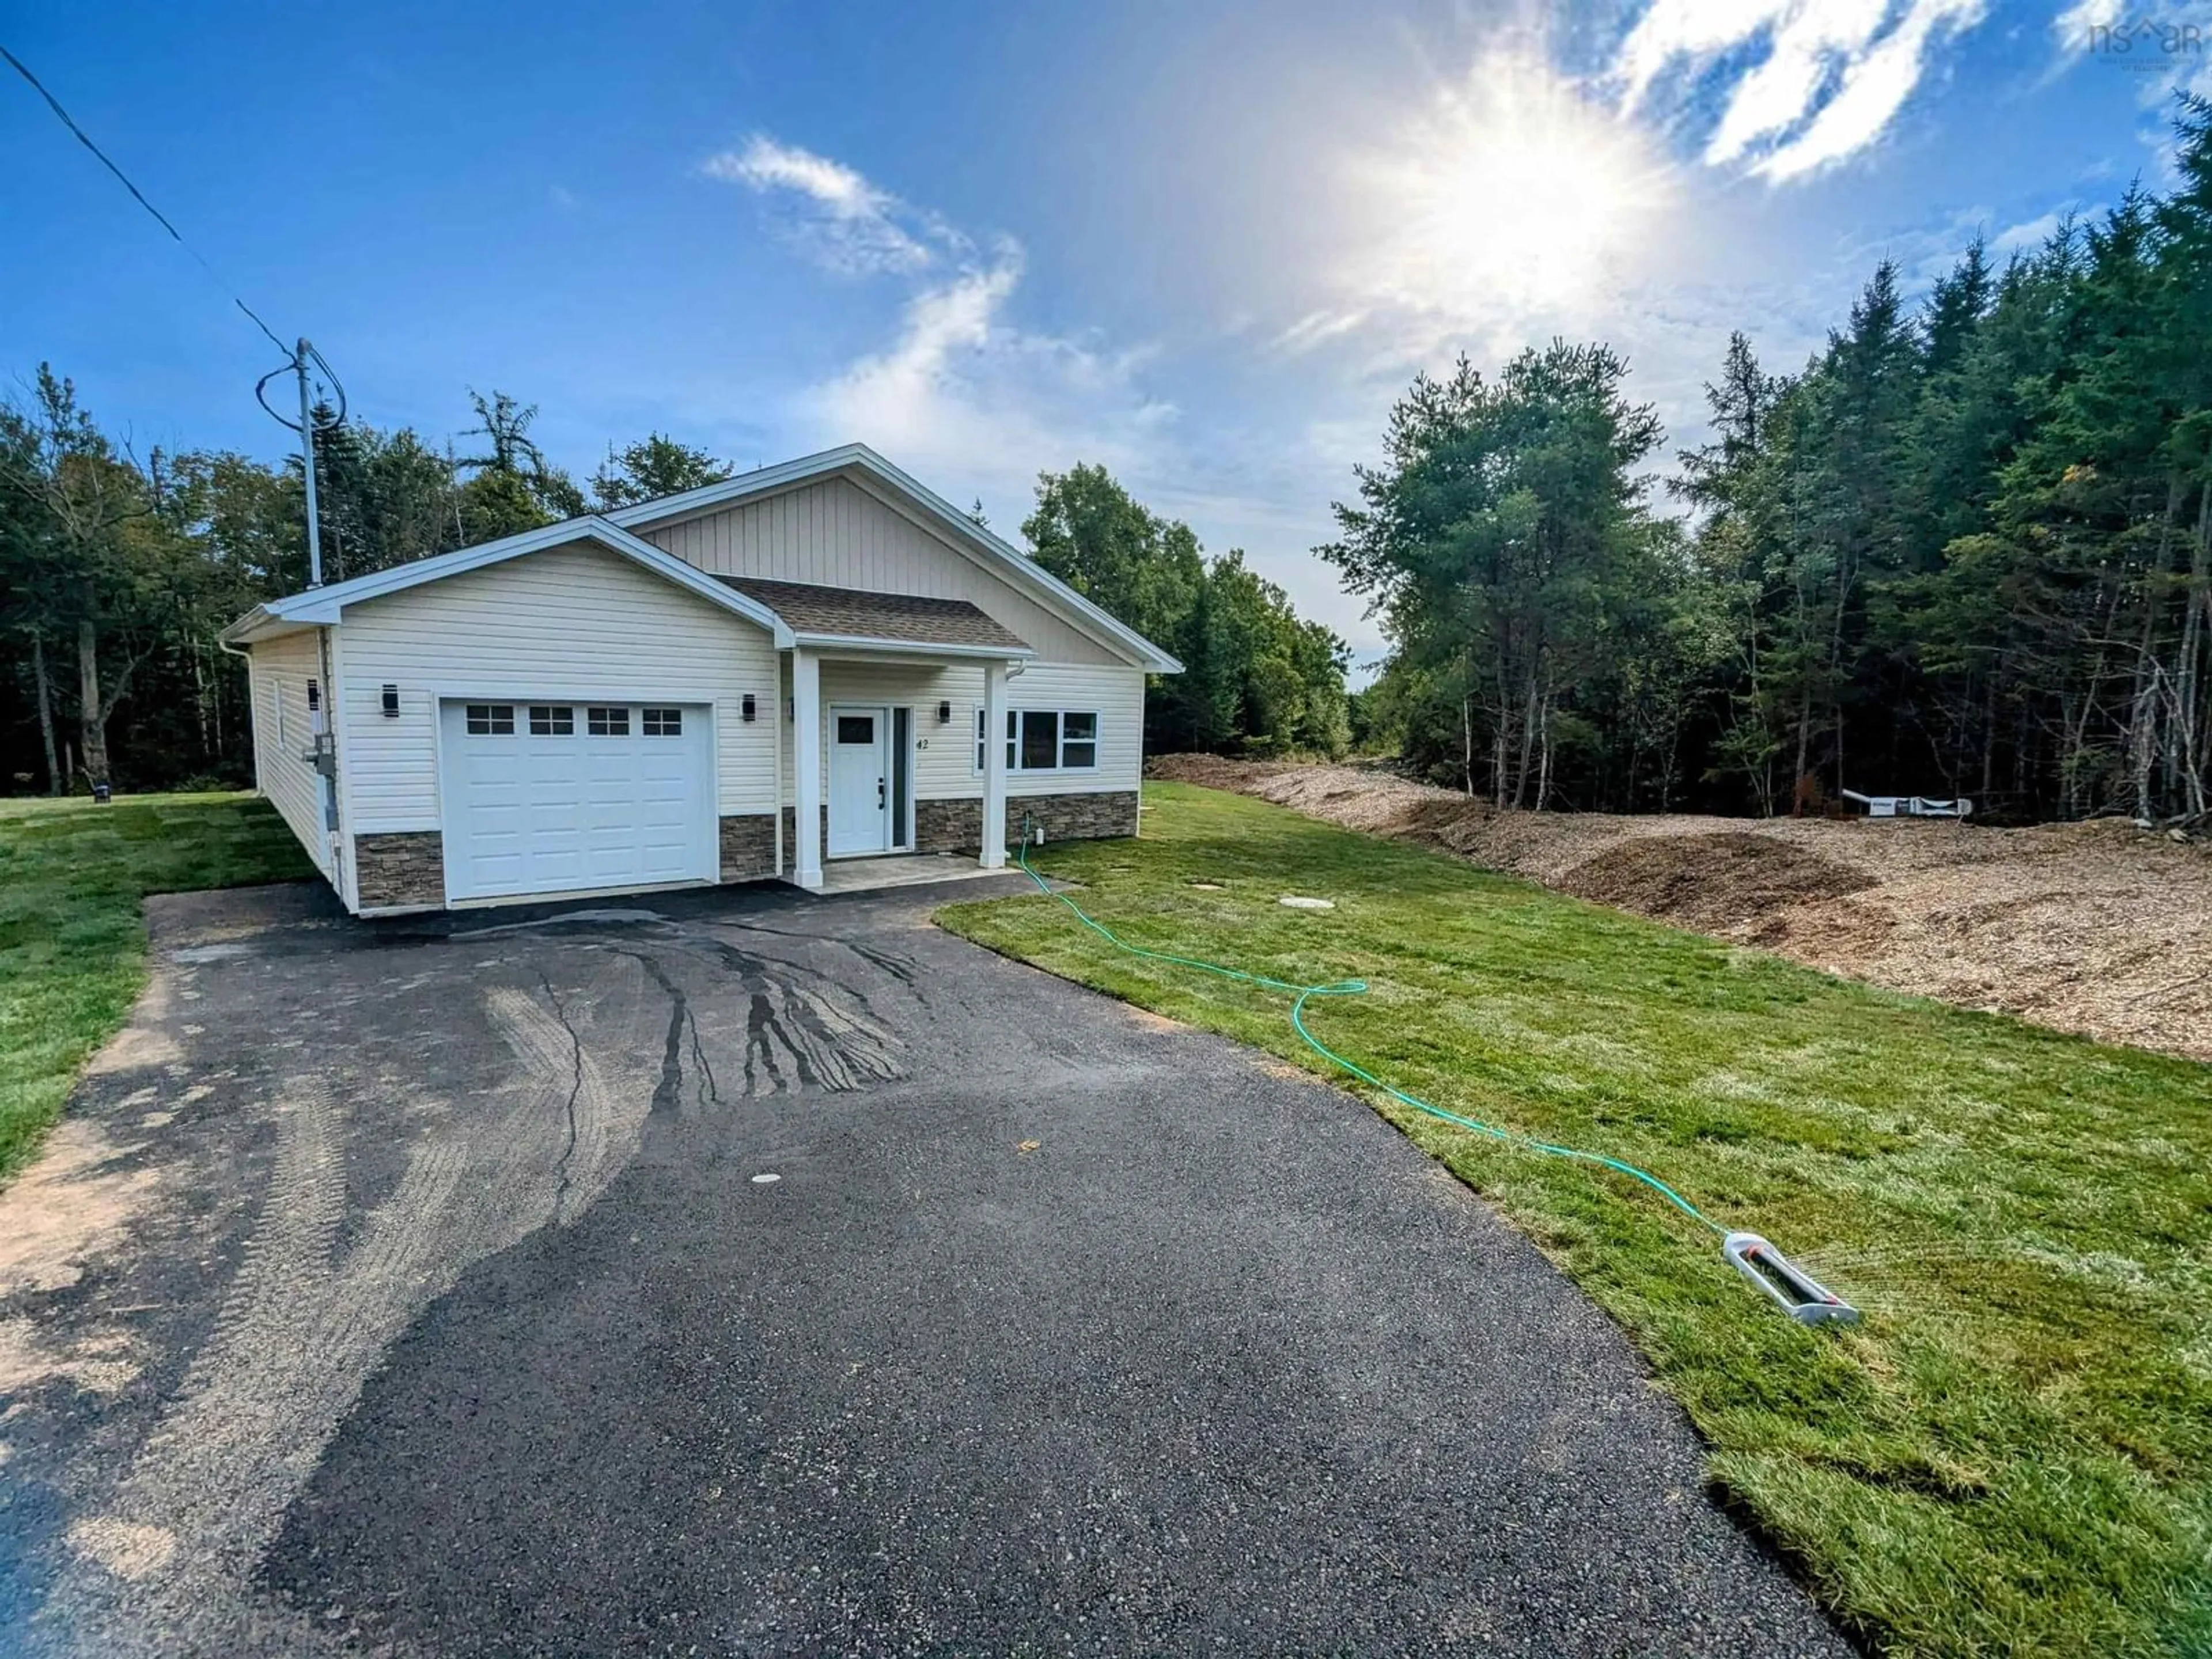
[980,659,1009,869]
[791,646,824,889]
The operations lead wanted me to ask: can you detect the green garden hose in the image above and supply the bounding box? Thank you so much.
[1014,825,1724,1234]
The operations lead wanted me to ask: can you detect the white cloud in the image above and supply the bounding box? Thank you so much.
[700,135,939,274]
[2051,0,2122,43]
[807,244,1177,502]
[717,137,1181,528]
[1615,0,1990,181]
[1990,208,2066,255]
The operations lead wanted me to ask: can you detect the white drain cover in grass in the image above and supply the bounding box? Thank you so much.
[1278,896,1335,910]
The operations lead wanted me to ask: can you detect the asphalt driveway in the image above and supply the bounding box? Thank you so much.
[0,876,1850,1657]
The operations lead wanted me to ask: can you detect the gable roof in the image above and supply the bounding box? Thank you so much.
[605,444,1183,673]
[719,577,1031,654]
[219,517,793,647]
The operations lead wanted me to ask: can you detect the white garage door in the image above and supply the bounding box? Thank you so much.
[438,699,714,902]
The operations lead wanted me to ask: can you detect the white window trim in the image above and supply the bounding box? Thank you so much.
[976,708,1101,776]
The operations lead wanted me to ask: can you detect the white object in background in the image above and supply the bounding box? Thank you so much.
[1278,896,1335,910]
[1839,789,1972,819]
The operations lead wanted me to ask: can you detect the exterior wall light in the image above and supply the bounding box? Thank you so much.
[381,684,400,718]
[742,693,757,723]
[937,699,952,724]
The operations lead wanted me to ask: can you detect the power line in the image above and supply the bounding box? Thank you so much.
[1,42,289,354]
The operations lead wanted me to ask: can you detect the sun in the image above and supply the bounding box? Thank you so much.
[1350,52,1675,327]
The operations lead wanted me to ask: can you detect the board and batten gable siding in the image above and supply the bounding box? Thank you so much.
[332,540,781,832]
[788,658,1145,803]
[247,628,334,879]
[641,475,1124,668]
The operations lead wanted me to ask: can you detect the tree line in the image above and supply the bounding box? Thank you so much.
[1332,102,2212,824]
[0,376,738,794]
[1021,464,1350,758]
[0,380,1350,794]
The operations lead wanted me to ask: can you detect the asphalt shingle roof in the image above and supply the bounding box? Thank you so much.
[717,575,1031,653]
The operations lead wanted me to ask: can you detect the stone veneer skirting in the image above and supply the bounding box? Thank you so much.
[354,830,445,911]
[914,797,982,854]
[1004,790,1141,845]
[914,790,1141,854]
[355,795,1135,907]
[718,813,778,883]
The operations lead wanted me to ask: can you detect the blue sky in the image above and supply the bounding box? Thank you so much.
[3,1,2205,660]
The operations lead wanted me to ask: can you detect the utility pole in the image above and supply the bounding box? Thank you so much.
[295,337,324,588]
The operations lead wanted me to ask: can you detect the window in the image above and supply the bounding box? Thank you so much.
[588,706,629,737]
[975,709,1102,774]
[1059,710,1098,770]
[836,714,874,745]
[642,707,683,737]
[1019,710,1058,771]
[465,703,515,736]
[528,705,574,736]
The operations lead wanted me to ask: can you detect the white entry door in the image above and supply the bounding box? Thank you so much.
[439,699,714,902]
[827,704,890,857]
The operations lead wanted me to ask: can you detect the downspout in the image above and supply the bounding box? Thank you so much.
[317,623,350,903]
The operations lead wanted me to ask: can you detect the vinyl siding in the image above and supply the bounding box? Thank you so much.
[247,628,333,878]
[642,475,1125,667]
[787,658,1145,802]
[1005,663,1145,798]
[334,540,780,831]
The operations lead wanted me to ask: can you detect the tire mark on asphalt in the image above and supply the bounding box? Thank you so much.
[688,1004,721,1112]
[40,1078,421,1657]
[39,969,660,1656]
[746,990,785,1095]
[611,949,694,1120]
[533,971,588,1209]
[482,982,641,1226]
[35,923,908,1653]
[616,938,900,1099]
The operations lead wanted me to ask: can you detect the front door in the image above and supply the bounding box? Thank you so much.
[827,704,890,856]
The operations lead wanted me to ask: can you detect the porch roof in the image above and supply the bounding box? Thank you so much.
[717,575,1032,655]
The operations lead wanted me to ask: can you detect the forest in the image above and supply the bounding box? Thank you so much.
[1332,103,2212,824]
[0,380,1347,794]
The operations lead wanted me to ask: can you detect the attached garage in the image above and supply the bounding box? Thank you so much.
[436,699,715,902]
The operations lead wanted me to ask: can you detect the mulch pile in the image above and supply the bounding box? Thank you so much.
[1147,755,2212,1063]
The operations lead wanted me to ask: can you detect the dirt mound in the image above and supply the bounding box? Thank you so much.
[1556,833,1876,934]
[1146,755,2212,1062]
[1146,753,1294,791]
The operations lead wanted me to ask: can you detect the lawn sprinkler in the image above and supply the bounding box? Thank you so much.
[1013,818,1862,1330]
[1722,1233,1861,1325]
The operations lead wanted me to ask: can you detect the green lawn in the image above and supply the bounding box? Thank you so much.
[938,782,2212,1659]
[0,792,314,1183]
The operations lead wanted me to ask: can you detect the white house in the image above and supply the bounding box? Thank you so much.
[220,444,1180,916]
